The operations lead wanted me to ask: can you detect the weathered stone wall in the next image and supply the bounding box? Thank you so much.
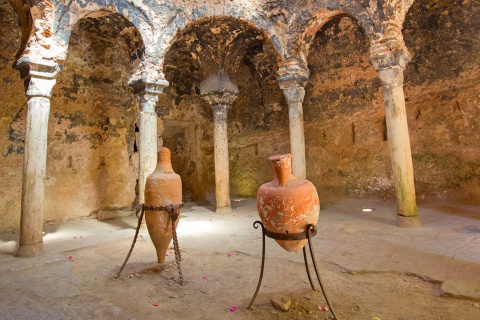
[403,0,480,203]
[0,1,25,231]
[0,10,142,230]
[304,16,392,199]
[45,14,140,220]
[302,0,480,203]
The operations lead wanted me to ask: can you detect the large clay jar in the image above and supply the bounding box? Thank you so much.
[144,147,182,264]
[256,154,319,253]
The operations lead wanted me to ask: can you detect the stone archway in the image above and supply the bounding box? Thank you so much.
[162,17,287,211]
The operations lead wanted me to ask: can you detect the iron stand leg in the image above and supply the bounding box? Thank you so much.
[117,205,145,277]
[303,246,316,291]
[247,221,266,310]
[307,224,338,320]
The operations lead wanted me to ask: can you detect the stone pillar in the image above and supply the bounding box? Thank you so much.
[200,73,239,213]
[371,47,420,227]
[277,60,309,179]
[130,79,169,205]
[15,58,59,257]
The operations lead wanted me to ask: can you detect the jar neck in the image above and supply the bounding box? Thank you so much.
[269,154,293,187]
[156,148,173,172]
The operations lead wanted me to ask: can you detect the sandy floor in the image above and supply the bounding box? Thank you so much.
[1,198,479,320]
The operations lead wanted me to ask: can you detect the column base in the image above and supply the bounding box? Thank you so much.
[16,242,44,257]
[396,215,421,228]
[215,206,232,214]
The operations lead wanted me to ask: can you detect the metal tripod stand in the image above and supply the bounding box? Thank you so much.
[247,221,338,320]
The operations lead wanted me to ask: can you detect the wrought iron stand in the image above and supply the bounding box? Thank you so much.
[247,220,338,320]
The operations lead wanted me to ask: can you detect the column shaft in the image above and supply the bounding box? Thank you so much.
[137,94,158,204]
[18,97,51,256]
[288,101,307,179]
[15,59,58,257]
[279,80,308,179]
[200,72,238,214]
[212,104,231,213]
[379,67,420,226]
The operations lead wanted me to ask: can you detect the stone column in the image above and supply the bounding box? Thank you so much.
[200,73,239,213]
[15,58,59,257]
[371,47,420,227]
[130,79,169,205]
[277,60,309,179]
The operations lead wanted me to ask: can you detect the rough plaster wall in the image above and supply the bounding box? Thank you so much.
[44,14,140,221]
[404,0,480,203]
[304,16,392,199]
[0,1,25,231]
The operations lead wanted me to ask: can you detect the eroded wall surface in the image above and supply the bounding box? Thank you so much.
[403,0,480,203]
[304,16,391,199]
[1,10,142,230]
[0,1,25,230]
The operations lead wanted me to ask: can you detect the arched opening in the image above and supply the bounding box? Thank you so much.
[45,12,145,220]
[162,17,287,204]
[403,0,480,203]
[0,0,27,230]
[304,15,391,200]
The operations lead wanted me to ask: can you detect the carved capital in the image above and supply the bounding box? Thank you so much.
[200,72,239,106]
[136,93,159,113]
[370,48,411,71]
[377,67,405,88]
[276,57,309,104]
[202,92,238,106]
[15,57,59,98]
[370,36,411,72]
[277,57,309,85]
[130,79,168,113]
[129,78,169,96]
[212,104,230,123]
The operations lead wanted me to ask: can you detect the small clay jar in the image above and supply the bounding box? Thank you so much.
[256,154,319,252]
[144,147,182,264]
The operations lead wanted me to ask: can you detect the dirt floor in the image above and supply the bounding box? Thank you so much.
[1,198,479,320]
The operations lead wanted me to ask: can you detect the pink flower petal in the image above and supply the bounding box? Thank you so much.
[202,276,208,280]
[152,302,158,306]
[68,255,73,261]
[229,306,237,312]
[165,253,169,256]
[227,253,232,257]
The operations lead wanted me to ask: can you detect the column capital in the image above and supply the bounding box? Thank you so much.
[370,46,411,72]
[276,57,309,104]
[202,92,238,106]
[130,79,168,113]
[277,57,309,84]
[200,72,239,106]
[136,93,159,113]
[15,58,60,98]
[129,78,169,96]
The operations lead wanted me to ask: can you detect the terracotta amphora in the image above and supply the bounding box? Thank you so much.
[144,147,182,264]
[256,154,319,252]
